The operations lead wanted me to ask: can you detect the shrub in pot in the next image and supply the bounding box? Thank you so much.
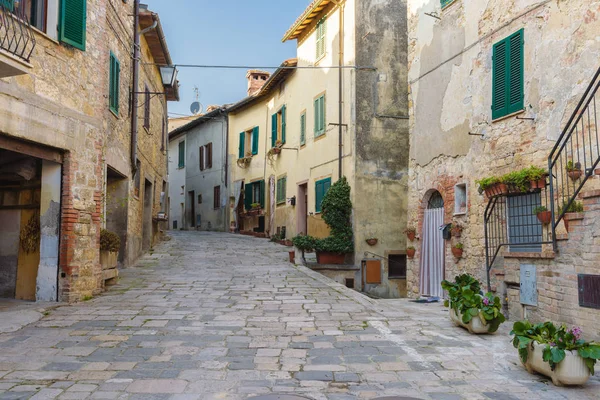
[566,161,583,181]
[404,227,416,241]
[511,320,600,386]
[441,274,506,334]
[406,246,416,258]
[527,165,548,190]
[559,201,584,232]
[451,243,464,258]
[476,176,500,199]
[533,206,552,225]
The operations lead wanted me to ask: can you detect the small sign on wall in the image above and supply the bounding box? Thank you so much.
[520,264,538,306]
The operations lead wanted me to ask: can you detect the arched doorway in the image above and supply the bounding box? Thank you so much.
[419,190,445,298]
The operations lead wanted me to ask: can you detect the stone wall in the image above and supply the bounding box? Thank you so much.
[406,0,600,299]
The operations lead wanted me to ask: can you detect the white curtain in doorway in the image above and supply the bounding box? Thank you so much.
[419,208,445,298]
[233,180,243,229]
[269,175,275,236]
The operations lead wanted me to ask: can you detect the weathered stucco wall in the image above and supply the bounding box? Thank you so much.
[406,0,600,308]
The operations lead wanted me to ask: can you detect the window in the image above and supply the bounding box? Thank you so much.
[58,0,87,50]
[239,127,258,158]
[173,220,178,230]
[316,17,326,61]
[206,142,213,168]
[16,0,48,32]
[300,112,306,146]
[144,85,151,129]
[454,183,467,215]
[134,159,141,197]
[214,186,220,209]
[314,94,326,137]
[161,117,166,151]
[271,106,286,147]
[197,194,202,204]
[200,143,213,170]
[199,146,205,171]
[507,193,542,253]
[178,141,185,168]
[276,176,287,205]
[109,52,120,115]
[492,29,524,120]
[315,177,331,213]
[388,254,407,279]
[244,180,265,210]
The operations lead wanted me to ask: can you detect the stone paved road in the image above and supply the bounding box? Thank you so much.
[1,231,599,400]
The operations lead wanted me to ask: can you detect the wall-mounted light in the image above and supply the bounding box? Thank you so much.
[160,65,178,88]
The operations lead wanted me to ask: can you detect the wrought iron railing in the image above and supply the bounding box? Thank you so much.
[548,66,600,246]
[484,189,554,291]
[0,1,36,62]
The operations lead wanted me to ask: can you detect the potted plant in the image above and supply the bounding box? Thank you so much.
[566,161,583,181]
[441,274,506,334]
[292,234,317,263]
[559,201,584,232]
[451,243,464,258]
[288,250,295,263]
[533,206,552,225]
[450,223,463,238]
[511,321,600,386]
[404,227,416,241]
[503,169,531,193]
[476,176,500,198]
[406,246,416,258]
[528,166,548,190]
[366,237,378,246]
[100,229,120,279]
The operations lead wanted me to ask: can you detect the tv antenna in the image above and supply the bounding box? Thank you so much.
[190,86,203,115]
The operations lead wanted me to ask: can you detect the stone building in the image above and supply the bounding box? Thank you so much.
[0,0,178,302]
[407,0,600,337]
[227,0,410,298]
[168,107,230,232]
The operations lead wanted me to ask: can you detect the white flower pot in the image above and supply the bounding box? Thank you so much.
[523,342,590,386]
[449,309,493,334]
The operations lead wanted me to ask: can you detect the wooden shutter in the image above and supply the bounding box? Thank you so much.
[144,86,150,129]
[271,113,278,148]
[244,183,253,210]
[199,146,204,171]
[320,96,326,132]
[281,106,287,144]
[259,180,265,209]
[507,30,524,115]
[178,141,185,168]
[300,113,306,146]
[316,18,326,59]
[314,98,319,135]
[109,53,116,113]
[59,0,87,51]
[440,0,454,8]
[207,143,213,168]
[315,180,324,213]
[214,186,220,209]
[239,132,245,159]
[252,127,259,155]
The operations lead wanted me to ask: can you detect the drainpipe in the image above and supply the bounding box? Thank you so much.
[131,0,140,175]
[338,1,345,180]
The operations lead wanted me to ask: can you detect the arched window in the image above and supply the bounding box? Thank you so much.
[428,191,444,209]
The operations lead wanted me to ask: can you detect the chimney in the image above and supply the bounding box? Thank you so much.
[246,70,271,96]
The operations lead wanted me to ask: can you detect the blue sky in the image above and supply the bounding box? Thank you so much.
[144,0,309,117]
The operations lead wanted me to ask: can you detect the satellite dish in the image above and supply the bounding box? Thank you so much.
[190,101,202,115]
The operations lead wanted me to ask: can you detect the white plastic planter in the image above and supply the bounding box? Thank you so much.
[522,342,590,386]
[449,309,494,334]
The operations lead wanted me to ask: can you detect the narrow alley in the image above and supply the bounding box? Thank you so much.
[0,232,598,400]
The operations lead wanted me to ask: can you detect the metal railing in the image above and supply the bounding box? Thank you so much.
[548,66,600,245]
[0,2,36,62]
[484,189,554,291]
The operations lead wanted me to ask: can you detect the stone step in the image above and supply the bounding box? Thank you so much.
[580,189,600,199]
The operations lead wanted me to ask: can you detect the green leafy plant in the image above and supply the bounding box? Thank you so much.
[526,165,547,181]
[453,243,464,250]
[559,201,584,214]
[441,274,505,333]
[100,229,121,252]
[315,177,354,254]
[406,246,415,250]
[566,160,581,172]
[251,202,261,210]
[511,321,600,374]
[533,206,548,214]
[404,227,416,234]
[292,235,317,252]
[476,176,500,191]
[502,169,531,192]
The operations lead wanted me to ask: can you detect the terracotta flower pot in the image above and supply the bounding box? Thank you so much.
[316,251,346,265]
[451,228,462,238]
[366,238,378,246]
[406,248,416,258]
[452,247,463,258]
[407,232,416,241]
[484,187,494,199]
[289,251,295,263]
[530,178,547,190]
[568,170,583,181]
[285,240,293,247]
[536,211,552,225]
[498,183,508,195]
[272,147,282,155]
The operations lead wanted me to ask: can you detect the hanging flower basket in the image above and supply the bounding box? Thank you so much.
[406,247,416,258]
[366,238,378,246]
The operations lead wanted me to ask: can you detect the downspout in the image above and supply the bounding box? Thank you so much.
[131,0,140,175]
[338,1,344,180]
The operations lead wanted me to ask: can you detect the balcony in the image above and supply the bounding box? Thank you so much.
[0,1,36,77]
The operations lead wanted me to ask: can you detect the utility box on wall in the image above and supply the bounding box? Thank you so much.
[520,264,537,306]
[363,260,382,284]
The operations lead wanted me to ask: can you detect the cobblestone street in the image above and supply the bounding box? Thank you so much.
[0,231,598,399]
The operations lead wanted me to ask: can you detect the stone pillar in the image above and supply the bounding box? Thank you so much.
[36,160,61,302]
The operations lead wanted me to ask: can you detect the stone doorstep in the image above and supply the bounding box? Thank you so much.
[102,268,119,281]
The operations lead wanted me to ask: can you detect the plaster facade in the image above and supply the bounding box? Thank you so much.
[0,0,175,302]
[407,0,600,334]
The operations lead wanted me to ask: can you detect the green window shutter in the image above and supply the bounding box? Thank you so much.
[440,0,454,8]
[315,95,326,136]
[316,18,326,60]
[252,127,259,155]
[109,52,119,115]
[323,178,331,195]
[320,96,326,133]
[314,98,319,135]
[59,0,87,51]
[239,132,245,159]
[300,113,306,146]
[281,106,287,144]
[1,1,14,12]
[277,177,287,204]
[178,141,185,168]
[244,183,253,210]
[492,39,508,119]
[271,113,278,148]
[507,29,524,115]
[259,180,265,209]
[315,180,324,213]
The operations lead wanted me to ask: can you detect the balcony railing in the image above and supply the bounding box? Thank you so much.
[0,1,36,63]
